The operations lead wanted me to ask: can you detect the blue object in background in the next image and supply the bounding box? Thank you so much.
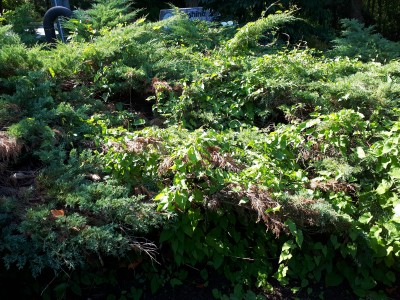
[50,0,71,42]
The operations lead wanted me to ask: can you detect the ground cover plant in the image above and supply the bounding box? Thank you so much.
[1,1,400,298]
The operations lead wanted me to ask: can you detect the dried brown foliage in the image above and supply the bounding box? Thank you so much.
[211,184,288,237]
[246,185,289,237]
[158,145,243,177]
[151,77,173,95]
[125,137,161,153]
[210,183,350,237]
[0,131,22,164]
[206,146,244,172]
[309,179,357,194]
[60,79,80,92]
[158,156,174,176]
[133,185,156,200]
[104,136,161,154]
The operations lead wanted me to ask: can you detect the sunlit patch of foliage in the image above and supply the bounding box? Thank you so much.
[1,2,400,298]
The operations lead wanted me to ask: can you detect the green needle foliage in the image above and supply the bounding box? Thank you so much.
[227,9,297,52]
[1,2,400,298]
[329,19,400,62]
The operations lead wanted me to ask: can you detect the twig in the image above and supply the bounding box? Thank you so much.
[41,271,59,296]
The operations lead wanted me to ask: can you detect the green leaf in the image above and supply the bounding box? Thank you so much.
[386,271,396,283]
[239,197,249,205]
[132,118,146,126]
[265,204,281,213]
[151,277,161,294]
[200,269,209,281]
[285,219,303,248]
[330,235,340,249]
[389,168,400,179]
[154,191,166,201]
[382,142,393,155]
[130,287,143,300]
[170,278,182,287]
[301,278,309,288]
[279,241,293,263]
[192,189,204,202]
[53,283,68,298]
[160,229,174,243]
[376,179,392,195]
[212,289,222,299]
[174,192,188,210]
[359,212,373,224]
[325,271,343,287]
[71,283,82,296]
[187,146,201,163]
[356,275,376,290]
[314,255,321,266]
[213,254,224,269]
[356,147,366,159]
[48,67,55,78]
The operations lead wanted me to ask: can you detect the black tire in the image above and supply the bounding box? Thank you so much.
[43,6,72,44]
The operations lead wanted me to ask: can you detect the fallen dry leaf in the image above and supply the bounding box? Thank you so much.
[128,258,143,270]
[51,209,65,218]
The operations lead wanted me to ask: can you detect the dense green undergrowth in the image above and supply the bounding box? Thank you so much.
[1,1,400,298]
